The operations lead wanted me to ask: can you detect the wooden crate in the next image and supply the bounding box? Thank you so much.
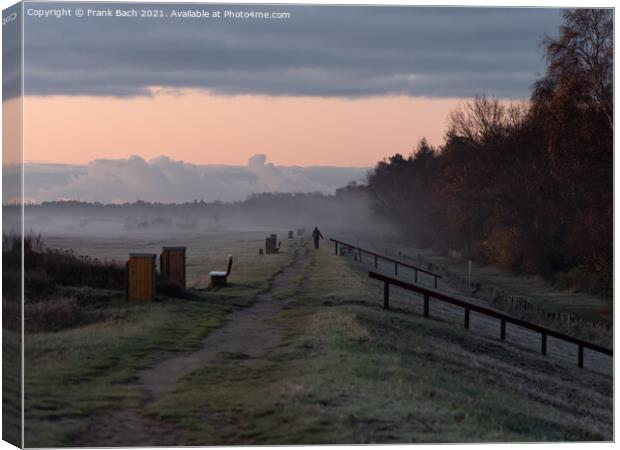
[126,253,156,301]
[160,246,186,287]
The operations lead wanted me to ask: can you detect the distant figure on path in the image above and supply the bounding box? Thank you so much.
[312,226,324,249]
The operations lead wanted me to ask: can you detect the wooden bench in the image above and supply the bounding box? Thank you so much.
[210,255,233,287]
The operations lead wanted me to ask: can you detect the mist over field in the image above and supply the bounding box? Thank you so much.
[4,154,387,240]
[6,189,398,241]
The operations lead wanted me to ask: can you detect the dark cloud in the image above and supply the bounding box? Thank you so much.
[21,3,562,99]
[3,3,23,100]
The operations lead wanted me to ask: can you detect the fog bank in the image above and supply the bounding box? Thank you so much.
[5,155,369,204]
[5,190,398,242]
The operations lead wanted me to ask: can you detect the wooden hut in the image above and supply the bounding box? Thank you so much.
[265,235,278,254]
[126,253,156,301]
[160,246,186,287]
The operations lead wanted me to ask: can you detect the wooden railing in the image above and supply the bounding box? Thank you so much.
[368,271,613,369]
[330,238,442,288]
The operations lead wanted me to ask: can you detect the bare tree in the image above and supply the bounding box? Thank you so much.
[539,9,613,129]
[447,95,528,146]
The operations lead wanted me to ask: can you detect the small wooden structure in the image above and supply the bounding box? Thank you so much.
[288,230,294,240]
[160,246,186,287]
[210,255,233,287]
[265,234,279,254]
[126,253,156,301]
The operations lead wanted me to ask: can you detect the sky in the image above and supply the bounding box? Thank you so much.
[4,3,564,202]
[23,90,460,166]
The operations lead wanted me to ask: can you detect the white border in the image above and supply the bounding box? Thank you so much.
[0,1,616,450]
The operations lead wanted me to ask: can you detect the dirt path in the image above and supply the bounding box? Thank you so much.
[75,244,312,446]
[139,246,311,397]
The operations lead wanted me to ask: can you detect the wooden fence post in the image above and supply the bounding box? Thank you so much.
[415,270,418,283]
[424,293,429,317]
[374,255,378,268]
[464,307,470,329]
[578,345,584,368]
[394,262,398,276]
[434,276,438,289]
[335,241,338,255]
[383,281,390,310]
[541,333,547,355]
[500,319,506,340]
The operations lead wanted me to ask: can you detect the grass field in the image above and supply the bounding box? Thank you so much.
[24,230,294,446]
[23,230,612,446]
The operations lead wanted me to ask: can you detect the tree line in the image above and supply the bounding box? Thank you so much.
[363,10,612,296]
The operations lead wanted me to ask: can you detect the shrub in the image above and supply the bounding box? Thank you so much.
[3,232,126,305]
[477,226,523,271]
[2,233,126,301]
[24,298,81,332]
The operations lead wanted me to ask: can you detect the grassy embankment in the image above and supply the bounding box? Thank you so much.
[17,233,612,445]
[349,236,611,325]
[148,239,612,444]
[420,248,610,323]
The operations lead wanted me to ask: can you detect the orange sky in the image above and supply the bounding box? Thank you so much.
[22,89,460,167]
[3,98,21,166]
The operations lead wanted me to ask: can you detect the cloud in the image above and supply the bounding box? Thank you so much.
[248,154,268,168]
[9,154,368,203]
[19,4,562,99]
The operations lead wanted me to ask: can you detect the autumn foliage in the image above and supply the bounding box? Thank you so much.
[365,10,612,296]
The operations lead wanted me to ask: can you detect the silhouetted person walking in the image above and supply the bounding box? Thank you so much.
[312,226,324,249]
